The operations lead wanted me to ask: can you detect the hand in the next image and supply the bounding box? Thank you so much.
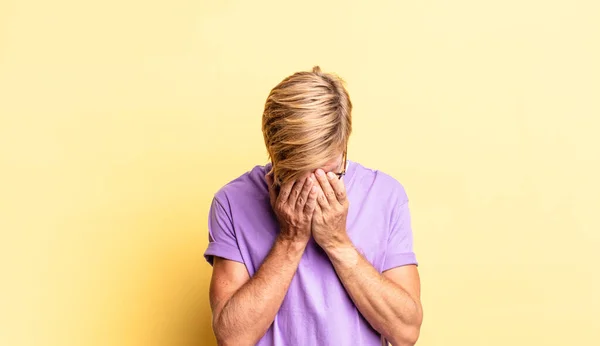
[311,169,352,250]
[266,173,319,244]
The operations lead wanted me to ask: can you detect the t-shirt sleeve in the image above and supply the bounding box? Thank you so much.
[382,191,418,272]
[203,197,244,266]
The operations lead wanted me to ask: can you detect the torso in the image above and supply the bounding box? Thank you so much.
[214,161,405,345]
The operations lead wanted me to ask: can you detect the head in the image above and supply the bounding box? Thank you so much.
[262,66,352,186]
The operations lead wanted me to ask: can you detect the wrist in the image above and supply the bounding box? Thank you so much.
[276,232,309,252]
[324,242,360,268]
[320,231,353,252]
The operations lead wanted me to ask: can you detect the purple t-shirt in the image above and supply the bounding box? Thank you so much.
[204,160,417,345]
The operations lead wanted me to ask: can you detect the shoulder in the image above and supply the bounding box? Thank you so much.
[350,161,409,205]
[213,164,270,207]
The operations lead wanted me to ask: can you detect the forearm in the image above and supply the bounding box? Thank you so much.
[326,245,422,346]
[213,237,306,346]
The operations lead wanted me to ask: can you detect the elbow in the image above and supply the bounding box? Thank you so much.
[388,307,423,346]
[389,325,421,346]
[214,337,231,346]
[212,328,228,346]
[212,326,238,346]
[215,339,237,346]
[212,317,226,346]
[212,315,233,346]
[212,315,256,346]
[214,334,254,346]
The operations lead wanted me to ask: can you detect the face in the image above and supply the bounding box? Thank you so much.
[272,151,347,188]
[300,150,346,181]
[319,153,345,175]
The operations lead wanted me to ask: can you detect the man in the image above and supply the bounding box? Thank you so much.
[204,66,423,346]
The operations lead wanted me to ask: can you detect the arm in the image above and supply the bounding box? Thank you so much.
[312,169,423,346]
[325,246,422,346]
[208,173,319,346]
[209,237,308,346]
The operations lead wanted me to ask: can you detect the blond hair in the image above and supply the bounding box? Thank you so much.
[262,66,352,186]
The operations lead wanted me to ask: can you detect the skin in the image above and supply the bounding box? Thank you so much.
[209,172,318,346]
[209,155,423,346]
[312,168,423,346]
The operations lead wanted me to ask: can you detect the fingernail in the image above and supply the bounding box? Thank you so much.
[327,172,336,179]
[316,169,325,177]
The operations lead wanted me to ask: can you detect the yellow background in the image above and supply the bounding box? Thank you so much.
[1,1,599,345]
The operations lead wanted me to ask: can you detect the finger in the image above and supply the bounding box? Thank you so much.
[313,202,322,219]
[287,176,306,207]
[278,178,295,204]
[315,169,336,206]
[326,171,347,204]
[296,174,314,209]
[304,184,320,214]
[265,173,277,207]
[316,187,329,209]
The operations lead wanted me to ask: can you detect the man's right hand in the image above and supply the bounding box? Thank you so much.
[210,174,321,346]
[266,173,319,243]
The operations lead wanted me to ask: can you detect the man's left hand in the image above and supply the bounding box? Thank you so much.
[311,169,352,250]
